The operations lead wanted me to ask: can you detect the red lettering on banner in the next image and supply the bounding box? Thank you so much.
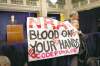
[28,48,40,59]
[44,18,53,29]
[29,48,78,61]
[53,25,60,29]
[44,17,47,29]
[58,50,66,54]
[31,53,38,58]
[54,51,58,55]
[28,48,36,58]
[28,48,33,55]
[36,24,41,28]
[29,18,34,28]
[70,48,77,53]
[29,17,42,29]
[33,52,54,59]
[36,17,41,29]
[59,22,68,29]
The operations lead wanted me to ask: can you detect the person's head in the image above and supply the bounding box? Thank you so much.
[71,20,79,30]
[70,11,79,20]
[0,56,11,66]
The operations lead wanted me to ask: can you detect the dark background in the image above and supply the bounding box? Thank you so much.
[79,7,100,57]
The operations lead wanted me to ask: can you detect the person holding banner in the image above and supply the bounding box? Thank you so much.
[66,11,79,66]
[54,11,80,66]
[70,13,88,66]
[70,11,87,66]
[51,11,81,66]
[70,20,79,66]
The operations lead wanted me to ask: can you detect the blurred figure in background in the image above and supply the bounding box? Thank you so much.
[0,56,11,66]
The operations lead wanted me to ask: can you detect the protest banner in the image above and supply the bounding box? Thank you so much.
[27,17,80,62]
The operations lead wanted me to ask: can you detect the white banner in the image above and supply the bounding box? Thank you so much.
[27,17,80,62]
